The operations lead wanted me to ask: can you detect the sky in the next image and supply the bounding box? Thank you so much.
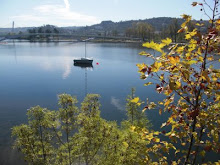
[0,0,216,28]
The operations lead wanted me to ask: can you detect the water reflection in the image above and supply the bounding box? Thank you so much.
[73,63,94,97]
[73,63,93,68]
[111,96,124,111]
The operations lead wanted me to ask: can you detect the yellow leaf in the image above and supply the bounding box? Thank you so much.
[185,29,197,40]
[155,138,160,143]
[137,102,142,106]
[197,47,202,55]
[130,126,136,131]
[181,143,186,146]
[154,131,160,135]
[144,82,153,86]
[201,71,210,82]
[196,23,204,26]
[151,62,162,72]
[139,51,152,57]
[123,142,129,148]
[131,97,139,103]
[161,38,172,46]
[176,81,181,89]
[158,101,163,105]
[164,95,174,106]
[207,56,214,61]
[176,46,185,54]
[181,14,191,20]
[137,63,147,72]
[143,41,163,53]
[172,161,178,165]
[168,56,180,65]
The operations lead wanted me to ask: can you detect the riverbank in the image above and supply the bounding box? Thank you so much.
[2,38,143,44]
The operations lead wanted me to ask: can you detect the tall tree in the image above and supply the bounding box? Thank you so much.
[137,1,220,164]
[169,18,179,43]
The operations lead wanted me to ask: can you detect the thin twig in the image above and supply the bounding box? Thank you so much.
[203,0,214,11]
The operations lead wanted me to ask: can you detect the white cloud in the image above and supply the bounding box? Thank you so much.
[63,0,70,10]
[9,2,100,27]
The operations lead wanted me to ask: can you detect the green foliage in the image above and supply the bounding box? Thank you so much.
[12,93,157,165]
[125,88,151,128]
[137,1,220,164]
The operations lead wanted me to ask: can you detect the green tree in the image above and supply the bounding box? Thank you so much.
[169,18,179,43]
[12,93,156,164]
[125,88,151,128]
[55,94,79,165]
[136,22,154,41]
[138,1,220,164]
[12,106,56,164]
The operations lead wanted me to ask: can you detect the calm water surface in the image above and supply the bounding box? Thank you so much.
[0,42,218,164]
[0,41,166,164]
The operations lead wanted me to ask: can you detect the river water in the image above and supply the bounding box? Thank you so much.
[0,41,218,164]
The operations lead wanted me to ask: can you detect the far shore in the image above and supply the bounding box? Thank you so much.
[1,39,187,46]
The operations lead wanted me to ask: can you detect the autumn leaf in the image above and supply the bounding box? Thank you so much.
[161,38,172,46]
[201,71,210,82]
[168,56,180,65]
[181,14,190,20]
[131,97,140,103]
[139,51,152,57]
[151,62,162,72]
[185,29,197,40]
[178,28,185,33]
[191,2,198,6]
[216,19,220,24]
[144,82,153,86]
[176,46,185,54]
[196,23,204,26]
[207,56,214,61]
[143,41,163,53]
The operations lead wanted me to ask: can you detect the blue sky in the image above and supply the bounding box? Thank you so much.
[0,0,215,27]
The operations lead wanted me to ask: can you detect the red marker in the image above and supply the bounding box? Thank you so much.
[96,62,99,65]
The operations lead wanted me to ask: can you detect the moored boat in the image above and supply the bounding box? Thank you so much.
[74,57,93,64]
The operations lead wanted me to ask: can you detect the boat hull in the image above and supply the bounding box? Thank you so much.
[73,58,93,64]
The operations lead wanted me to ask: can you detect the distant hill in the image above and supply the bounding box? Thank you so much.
[73,17,208,37]
[0,17,208,37]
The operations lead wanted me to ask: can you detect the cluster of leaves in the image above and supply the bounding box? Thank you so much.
[137,1,220,164]
[12,93,163,165]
